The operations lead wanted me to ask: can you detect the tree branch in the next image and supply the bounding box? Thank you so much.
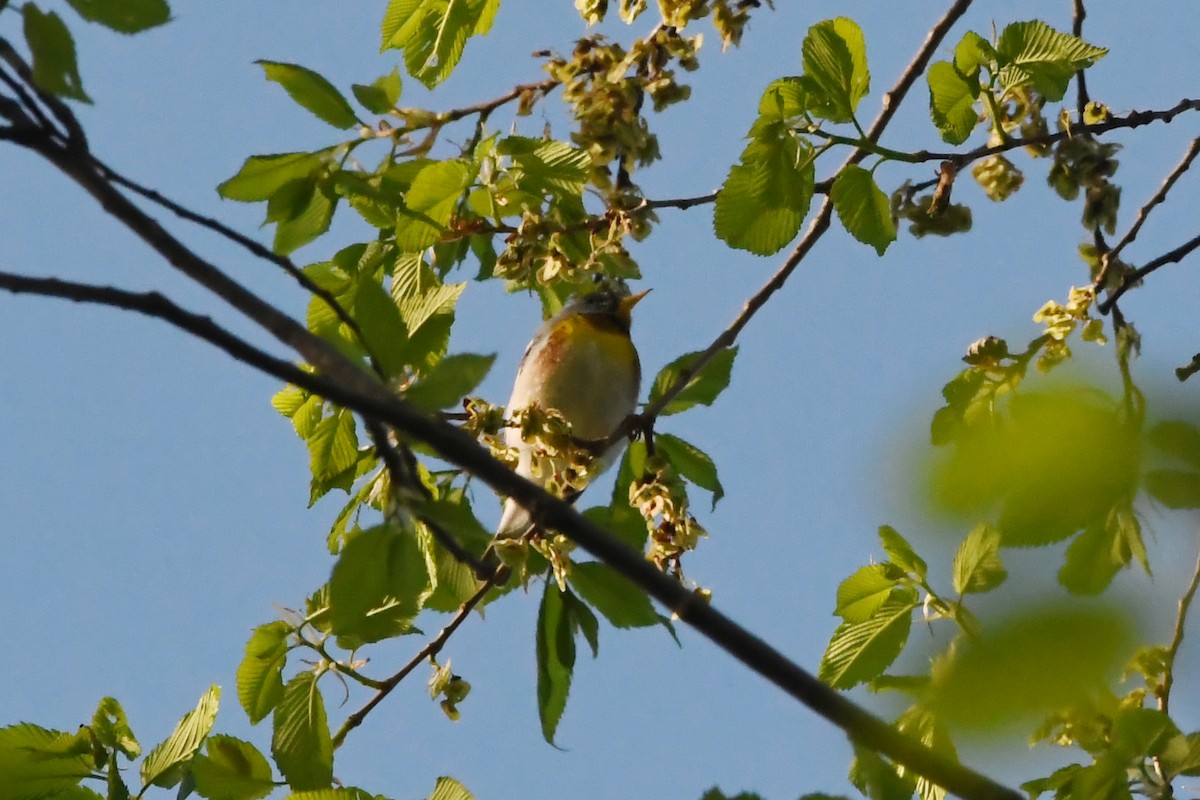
[0,264,1021,800]
[1097,230,1200,313]
[1094,135,1200,290]
[1158,545,1200,718]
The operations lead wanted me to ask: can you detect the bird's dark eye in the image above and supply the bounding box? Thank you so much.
[590,273,604,286]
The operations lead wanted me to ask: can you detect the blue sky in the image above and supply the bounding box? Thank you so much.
[3,2,1200,798]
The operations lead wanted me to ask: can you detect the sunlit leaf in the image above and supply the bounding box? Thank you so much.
[927,61,979,145]
[272,673,332,791]
[140,686,220,789]
[714,134,813,255]
[328,525,432,645]
[995,20,1107,102]
[257,61,359,128]
[655,433,724,508]
[819,589,917,689]
[0,724,94,800]
[236,621,290,724]
[801,17,869,123]
[351,67,402,114]
[835,565,899,624]
[429,776,476,800]
[403,353,496,411]
[218,152,326,202]
[878,525,927,581]
[648,347,738,416]
[191,735,275,800]
[952,523,1006,594]
[831,165,896,255]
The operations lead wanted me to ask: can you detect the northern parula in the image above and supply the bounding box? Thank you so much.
[494,279,650,539]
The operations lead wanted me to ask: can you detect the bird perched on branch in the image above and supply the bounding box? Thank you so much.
[494,277,649,542]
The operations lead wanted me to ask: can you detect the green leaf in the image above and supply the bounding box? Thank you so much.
[849,743,917,800]
[218,152,325,202]
[64,0,169,32]
[191,735,275,800]
[351,68,402,114]
[0,724,94,800]
[395,160,475,251]
[1058,520,1123,595]
[90,697,140,759]
[429,776,476,800]
[896,708,958,800]
[498,136,591,197]
[819,589,917,688]
[801,17,869,123]
[952,522,1006,594]
[236,621,290,724]
[928,606,1133,730]
[328,525,432,645]
[272,673,333,791]
[1148,420,1200,470]
[757,76,807,121]
[834,565,899,624]
[648,347,738,416]
[995,20,1108,102]
[536,582,575,745]
[274,183,336,255]
[307,408,358,482]
[383,0,498,88]
[22,5,90,102]
[403,353,496,411]
[714,134,814,255]
[568,561,660,629]
[565,587,600,658]
[1145,469,1200,508]
[927,61,979,145]
[831,165,896,255]
[655,433,724,509]
[352,279,409,377]
[140,686,220,789]
[953,31,995,77]
[877,525,927,581]
[256,61,359,129]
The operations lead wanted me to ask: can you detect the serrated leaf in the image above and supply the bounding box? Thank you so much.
[22,5,90,102]
[896,708,958,800]
[65,0,169,32]
[397,282,464,342]
[835,565,899,623]
[568,561,660,629]
[655,433,724,509]
[403,353,496,411]
[954,31,995,77]
[877,525,927,580]
[757,76,807,121]
[328,525,432,645]
[257,61,358,129]
[218,153,325,202]
[395,160,474,251]
[0,724,94,800]
[498,136,591,196]
[236,621,290,725]
[565,587,600,658]
[648,347,738,416]
[271,674,333,791]
[384,0,496,88]
[1145,469,1200,508]
[191,735,274,800]
[714,134,814,255]
[306,408,358,482]
[831,165,895,255]
[140,686,220,789]
[352,278,409,376]
[351,67,402,114]
[429,776,475,800]
[927,61,979,145]
[801,17,868,123]
[995,20,1107,102]
[819,589,917,688]
[952,522,1006,594]
[536,582,575,745]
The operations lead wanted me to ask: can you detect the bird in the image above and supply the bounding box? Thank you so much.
[493,277,649,543]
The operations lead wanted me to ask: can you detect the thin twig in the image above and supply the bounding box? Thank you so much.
[1158,545,1200,717]
[1095,135,1200,289]
[633,0,977,428]
[0,265,1021,800]
[1098,230,1200,312]
[331,570,503,748]
[1072,0,1091,121]
[1175,353,1200,382]
[90,158,378,368]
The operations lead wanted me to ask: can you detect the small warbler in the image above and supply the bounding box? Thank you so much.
[494,279,649,540]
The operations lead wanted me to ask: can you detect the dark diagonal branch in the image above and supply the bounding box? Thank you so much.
[0,264,1020,800]
[1098,230,1200,313]
[632,0,977,429]
[1158,545,1200,717]
[1095,135,1200,290]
